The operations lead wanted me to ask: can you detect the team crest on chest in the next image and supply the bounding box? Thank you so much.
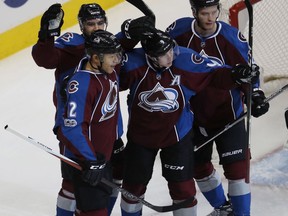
[199,50,223,67]
[100,80,118,122]
[138,82,179,113]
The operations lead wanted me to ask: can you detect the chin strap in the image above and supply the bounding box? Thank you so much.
[88,56,105,73]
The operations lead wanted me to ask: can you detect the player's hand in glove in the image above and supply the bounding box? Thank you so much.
[121,16,156,40]
[38,3,64,41]
[111,138,125,180]
[251,89,270,117]
[231,64,259,85]
[81,154,106,186]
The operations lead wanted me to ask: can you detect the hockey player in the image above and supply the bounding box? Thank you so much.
[57,29,123,216]
[118,29,259,216]
[31,3,156,216]
[165,0,270,215]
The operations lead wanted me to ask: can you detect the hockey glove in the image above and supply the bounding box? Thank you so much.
[81,154,106,186]
[251,89,270,117]
[38,3,64,41]
[121,16,156,40]
[231,64,259,85]
[111,138,125,180]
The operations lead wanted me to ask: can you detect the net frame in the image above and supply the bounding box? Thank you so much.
[219,0,288,93]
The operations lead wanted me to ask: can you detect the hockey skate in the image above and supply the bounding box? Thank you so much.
[207,201,233,216]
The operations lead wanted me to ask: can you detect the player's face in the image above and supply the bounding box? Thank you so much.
[101,52,122,74]
[195,5,219,31]
[83,18,107,36]
[156,48,174,68]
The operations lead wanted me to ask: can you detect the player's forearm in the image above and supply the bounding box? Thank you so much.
[31,38,60,69]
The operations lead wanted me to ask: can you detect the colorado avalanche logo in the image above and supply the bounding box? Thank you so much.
[121,53,129,66]
[238,31,247,42]
[165,22,176,33]
[100,80,118,122]
[60,32,74,42]
[68,80,79,94]
[138,83,179,113]
[191,52,205,65]
[199,50,223,67]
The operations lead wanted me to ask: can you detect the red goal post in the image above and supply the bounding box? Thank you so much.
[219,0,288,93]
[218,0,261,33]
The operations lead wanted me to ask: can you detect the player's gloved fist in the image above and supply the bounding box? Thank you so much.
[81,154,106,186]
[231,64,259,85]
[111,138,125,162]
[121,16,156,40]
[111,138,125,180]
[251,89,270,117]
[38,3,64,41]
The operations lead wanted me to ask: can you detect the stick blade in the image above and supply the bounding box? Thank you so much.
[156,196,195,212]
[126,0,155,19]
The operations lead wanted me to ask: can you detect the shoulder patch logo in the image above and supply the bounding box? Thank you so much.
[191,53,205,65]
[166,22,176,33]
[61,32,74,42]
[238,31,247,43]
[68,80,79,94]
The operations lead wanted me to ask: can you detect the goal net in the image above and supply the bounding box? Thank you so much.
[219,0,288,93]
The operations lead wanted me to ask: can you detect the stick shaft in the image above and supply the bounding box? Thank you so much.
[4,125,81,170]
[126,0,155,19]
[194,84,288,152]
[4,125,194,212]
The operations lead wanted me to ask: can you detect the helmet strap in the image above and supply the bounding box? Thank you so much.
[147,55,169,72]
[88,59,99,71]
[88,54,107,74]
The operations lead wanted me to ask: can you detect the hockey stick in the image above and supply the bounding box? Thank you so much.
[285,108,288,129]
[4,125,194,213]
[283,107,288,149]
[194,83,288,152]
[126,0,155,20]
[244,0,253,183]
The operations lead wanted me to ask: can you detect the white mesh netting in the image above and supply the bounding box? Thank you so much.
[219,0,288,93]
